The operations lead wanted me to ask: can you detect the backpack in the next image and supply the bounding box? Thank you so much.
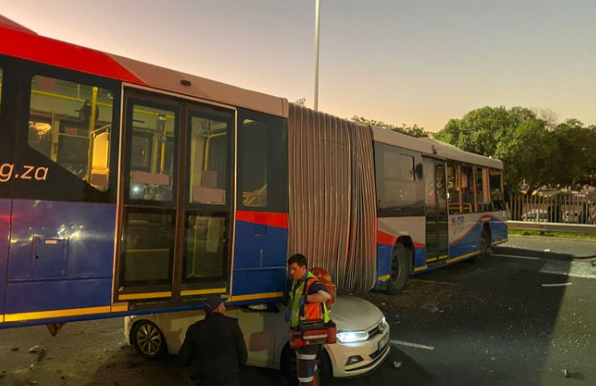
[306,267,336,311]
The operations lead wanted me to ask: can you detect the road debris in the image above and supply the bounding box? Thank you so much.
[27,346,44,354]
[541,283,573,287]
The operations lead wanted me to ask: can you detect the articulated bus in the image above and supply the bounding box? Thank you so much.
[0,16,507,329]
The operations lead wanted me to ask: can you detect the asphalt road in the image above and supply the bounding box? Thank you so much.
[1,236,595,386]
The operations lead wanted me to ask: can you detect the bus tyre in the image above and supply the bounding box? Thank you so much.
[132,320,167,359]
[387,244,411,295]
[480,226,492,257]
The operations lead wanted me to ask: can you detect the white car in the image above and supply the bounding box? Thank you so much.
[124,295,390,379]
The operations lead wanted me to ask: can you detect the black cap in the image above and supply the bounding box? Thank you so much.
[204,296,226,314]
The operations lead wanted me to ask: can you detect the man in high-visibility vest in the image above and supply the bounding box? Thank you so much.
[287,253,331,386]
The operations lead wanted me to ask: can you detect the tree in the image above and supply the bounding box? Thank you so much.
[495,120,558,192]
[434,106,537,157]
[435,106,596,192]
[351,116,429,138]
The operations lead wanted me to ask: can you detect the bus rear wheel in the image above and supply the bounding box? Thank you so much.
[480,226,492,256]
[387,244,411,295]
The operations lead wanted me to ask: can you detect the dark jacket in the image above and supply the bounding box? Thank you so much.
[178,312,248,383]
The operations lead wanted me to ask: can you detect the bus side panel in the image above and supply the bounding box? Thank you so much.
[0,199,11,319]
[4,200,115,319]
[490,214,508,244]
[448,213,483,259]
[232,216,288,298]
[376,244,392,281]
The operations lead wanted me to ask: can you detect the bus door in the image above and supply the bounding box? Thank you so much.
[423,158,448,264]
[116,91,234,304]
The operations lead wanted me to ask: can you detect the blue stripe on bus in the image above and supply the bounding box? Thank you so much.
[4,200,116,315]
[376,244,392,280]
[232,218,288,296]
[5,278,112,314]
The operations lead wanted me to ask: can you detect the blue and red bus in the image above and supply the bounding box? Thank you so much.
[0,15,506,329]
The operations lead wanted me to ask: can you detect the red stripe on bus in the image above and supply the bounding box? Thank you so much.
[236,211,288,229]
[377,230,397,246]
[0,28,144,84]
[378,230,425,248]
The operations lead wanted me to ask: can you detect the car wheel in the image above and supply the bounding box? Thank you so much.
[132,320,167,359]
[387,244,411,295]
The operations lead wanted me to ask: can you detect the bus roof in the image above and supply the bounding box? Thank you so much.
[0,15,288,118]
[371,125,503,169]
[1,15,502,169]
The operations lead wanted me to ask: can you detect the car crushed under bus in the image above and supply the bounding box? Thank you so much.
[124,295,391,380]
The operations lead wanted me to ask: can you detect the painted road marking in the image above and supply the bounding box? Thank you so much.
[390,340,435,351]
[539,259,596,279]
[411,279,459,286]
[541,282,573,287]
[492,254,541,260]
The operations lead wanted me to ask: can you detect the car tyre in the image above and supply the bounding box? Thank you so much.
[387,244,411,295]
[132,320,167,359]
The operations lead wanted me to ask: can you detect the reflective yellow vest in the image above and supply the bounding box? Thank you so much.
[289,271,330,328]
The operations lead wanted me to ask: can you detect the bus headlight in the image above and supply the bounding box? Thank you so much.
[337,330,369,344]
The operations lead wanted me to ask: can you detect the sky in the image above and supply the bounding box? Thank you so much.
[2,0,595,132]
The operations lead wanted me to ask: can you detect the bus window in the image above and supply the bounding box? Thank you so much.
[122,210,175,284]
[128,104,176,202]
[477,167,491,211]
[238,111,287,211]
[375,143,421,216]
[29,75,113,191]
[460,165,475,212]
[447,163,462,214]
[188,111,230,205]
[489,169,505,210]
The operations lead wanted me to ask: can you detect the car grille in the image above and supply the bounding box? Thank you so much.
[367,320,386,340]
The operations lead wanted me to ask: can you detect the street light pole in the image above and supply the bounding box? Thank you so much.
[314,0,321,111]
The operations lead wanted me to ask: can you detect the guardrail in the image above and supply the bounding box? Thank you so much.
[508,221,596,235]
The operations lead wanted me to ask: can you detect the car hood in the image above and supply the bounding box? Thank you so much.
[330,295,384,331]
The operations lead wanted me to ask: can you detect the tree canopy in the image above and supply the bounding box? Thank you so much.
[351,116,429,138]
[434,106,596,192]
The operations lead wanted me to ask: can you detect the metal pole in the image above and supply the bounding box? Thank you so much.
[314,0,321,111]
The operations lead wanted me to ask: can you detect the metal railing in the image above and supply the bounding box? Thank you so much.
[507,193,596,233]
[508,193,595,224]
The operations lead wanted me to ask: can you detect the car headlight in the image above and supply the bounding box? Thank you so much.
[337,330,369,344]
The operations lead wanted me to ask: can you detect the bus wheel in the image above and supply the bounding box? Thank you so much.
[480,227,492,257]
[387,244,411,295]
[133,321,167,359]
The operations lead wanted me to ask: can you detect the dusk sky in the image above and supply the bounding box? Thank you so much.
[2,0,595,132]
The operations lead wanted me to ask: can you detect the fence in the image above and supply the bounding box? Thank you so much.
[508,193,595,225]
